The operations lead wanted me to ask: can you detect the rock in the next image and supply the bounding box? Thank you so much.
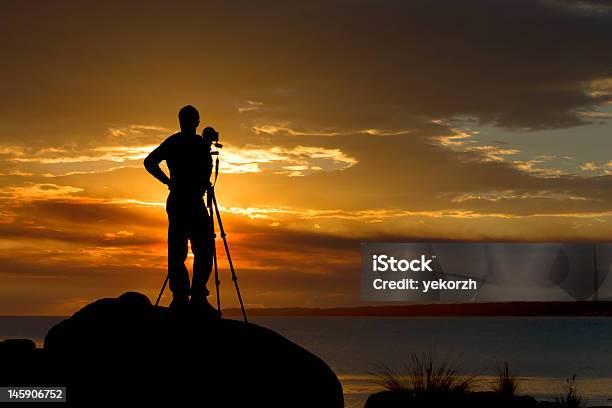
[2,292,344,407]
[0,338,36,354]
[365,390,539,408]
[365,390,411,407]
[0,338,49,388]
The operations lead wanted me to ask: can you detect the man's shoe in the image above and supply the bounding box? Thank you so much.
[190,297,221,318]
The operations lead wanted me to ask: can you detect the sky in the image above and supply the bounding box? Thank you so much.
[1,0,612,314]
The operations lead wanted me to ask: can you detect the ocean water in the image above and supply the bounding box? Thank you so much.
[253,317,612,408]
[1,316,612,407]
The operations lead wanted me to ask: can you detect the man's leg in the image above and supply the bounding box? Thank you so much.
[168,215,190,303]
[190,207,214,303]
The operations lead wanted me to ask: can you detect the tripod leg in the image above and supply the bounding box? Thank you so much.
[155,274,169,307]
[213,250,221,313]
[211,192,248,323]
[209,204,222,314]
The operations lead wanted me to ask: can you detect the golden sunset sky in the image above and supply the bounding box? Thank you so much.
[1,0,612,314]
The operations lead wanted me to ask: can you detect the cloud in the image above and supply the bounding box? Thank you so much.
[237,100,264,113]
[9,145,155,164]
[0,183,84,201]
[0,126,169,178]
[108,125,170,138]
[218,144,357,176]
[0,134,358,178]
[580,161,600,171]
[552,0,612,13]
[252,122,413,138]
[104,230,135,240]
[434,128,521,162]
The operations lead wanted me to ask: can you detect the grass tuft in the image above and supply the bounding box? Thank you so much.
[554,375,582,408]
[372,352,475,396]
[493,362,518,398]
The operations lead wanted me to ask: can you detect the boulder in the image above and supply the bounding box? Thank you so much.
[365,390,539,408]
[2,292,344,407]
[0,338,49,388]
[0,338,36,354]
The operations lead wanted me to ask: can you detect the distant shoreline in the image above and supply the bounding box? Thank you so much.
[3,301,612,318]
[223,301,612,317]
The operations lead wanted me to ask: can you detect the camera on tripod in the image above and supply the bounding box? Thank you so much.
[203,126,223,151]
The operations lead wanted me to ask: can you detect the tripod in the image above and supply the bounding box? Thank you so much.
[154,185,248,323]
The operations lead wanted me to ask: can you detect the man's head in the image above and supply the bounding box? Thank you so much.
[178,105,200,133]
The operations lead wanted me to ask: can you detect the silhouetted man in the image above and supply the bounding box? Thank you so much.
[144,105,216,313]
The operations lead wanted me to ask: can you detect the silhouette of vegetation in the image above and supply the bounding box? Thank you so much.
[493,362,519,398]
[553,375,582,408]
[372,352,474,396]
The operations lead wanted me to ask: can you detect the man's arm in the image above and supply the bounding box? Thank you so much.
[144,142,172,187]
